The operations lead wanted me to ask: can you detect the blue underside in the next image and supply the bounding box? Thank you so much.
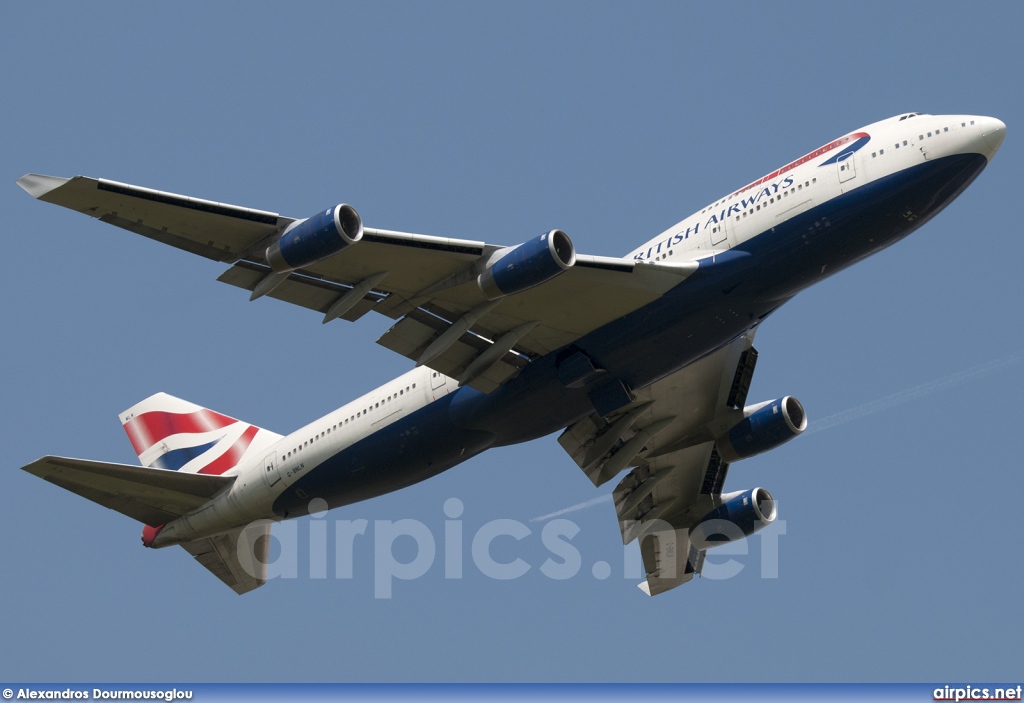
[273,152,988,517]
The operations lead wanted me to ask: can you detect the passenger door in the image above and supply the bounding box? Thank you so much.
[262,452,281,488]
[430,370,448,398]
[709,215,728,247]
[837,152,857,185]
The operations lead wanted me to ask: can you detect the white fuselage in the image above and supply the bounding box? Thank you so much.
[628,114,1001,262]
[151,113,1004,548]
[152,365,447,546]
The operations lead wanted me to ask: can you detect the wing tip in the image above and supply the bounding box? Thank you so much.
[16,173,70,199]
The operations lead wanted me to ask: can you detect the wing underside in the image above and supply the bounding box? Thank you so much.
[557,331,760,595]
[22,455,235,527]
[19,173,699,393]
[180,522,271,595]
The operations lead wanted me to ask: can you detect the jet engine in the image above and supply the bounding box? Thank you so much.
[689,487,777,549]
[716,396,807,462]
[266,204,363,273]
[477,230,576,299]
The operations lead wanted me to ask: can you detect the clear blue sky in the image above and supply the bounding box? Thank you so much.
[2,1,1021,683]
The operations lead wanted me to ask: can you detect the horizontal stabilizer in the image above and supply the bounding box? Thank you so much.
[22,456,234,526]
[181,522,271,595]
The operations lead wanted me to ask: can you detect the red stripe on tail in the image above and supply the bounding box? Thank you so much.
[197,425,260,475]
[124,409,237,455]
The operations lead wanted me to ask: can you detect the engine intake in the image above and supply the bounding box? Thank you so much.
[690,487,777,549]
[477,230,575,299]
[266,204,363,273]
[717,396,807,462]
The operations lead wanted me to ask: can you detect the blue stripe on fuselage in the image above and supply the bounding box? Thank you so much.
[272,393,495,517]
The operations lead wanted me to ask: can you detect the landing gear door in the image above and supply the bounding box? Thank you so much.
[838,152,857,184]
[263,452,281,488]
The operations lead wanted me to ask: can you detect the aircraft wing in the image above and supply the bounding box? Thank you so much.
[557,330,759,595]
[18,174,697,393]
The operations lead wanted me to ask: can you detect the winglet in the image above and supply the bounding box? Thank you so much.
[16,173,69,199]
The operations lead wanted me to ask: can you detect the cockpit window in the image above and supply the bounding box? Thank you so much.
[898,113,921,121]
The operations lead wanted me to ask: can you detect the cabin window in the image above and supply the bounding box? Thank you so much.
[919,135,924,140]
[944,127,949,132]
[903,140,908,146]
[879,149,884,155]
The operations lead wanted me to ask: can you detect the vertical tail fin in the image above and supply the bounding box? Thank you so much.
[120,392,281,475]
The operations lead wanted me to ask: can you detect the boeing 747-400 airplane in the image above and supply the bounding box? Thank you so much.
[18,112,1005,595]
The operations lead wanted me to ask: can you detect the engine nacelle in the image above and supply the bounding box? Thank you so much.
[477,230,575,299]
[690,487,777,549]
[717,396,807,463]
[266,204,363,273]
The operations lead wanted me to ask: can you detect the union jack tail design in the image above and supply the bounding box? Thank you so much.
[119,392,282,475]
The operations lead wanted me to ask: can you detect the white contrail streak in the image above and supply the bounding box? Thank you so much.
[805,354,1019,435]
[529,354,1019,522]
[530,494,612,522]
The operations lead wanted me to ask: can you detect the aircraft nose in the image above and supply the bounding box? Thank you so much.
[978,116,1006,155]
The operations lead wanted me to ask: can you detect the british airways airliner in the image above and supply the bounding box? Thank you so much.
[19,112,1005,595]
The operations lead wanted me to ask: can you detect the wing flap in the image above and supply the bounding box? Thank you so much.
[613,443,716,544]
[22,456,234,527]
[375,310,526,393]
[217,260,382,322]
